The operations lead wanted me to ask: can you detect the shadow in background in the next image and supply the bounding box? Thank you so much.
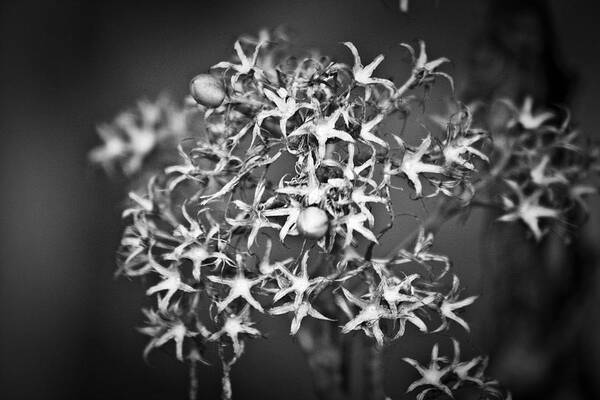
[1,1,599,399]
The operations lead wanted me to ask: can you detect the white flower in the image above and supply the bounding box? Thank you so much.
[139,305,203,362]
[336,211,379,248]
[403,343,453,399]
[272,253,322,303]
[288,108,355,160]
[270,301,332,335]
[209,306,261,357]
[340,287,392,347]
[145,255,195,311]
[507,96,554,130]
[342,42,394,91]
[212,40,265,84]
[442,132,489,171]
[498,180,561,241]
[350,186,386,226]
[225,179,281,248]
[394,228,450,279]
[435,276,478,332]
[257,88,314,136]
[399,40,452,94]
[392,135,445,197]
[449,339,485,387]
[263,198,303,242]
[529,155,567,186]
[208,269,265,313]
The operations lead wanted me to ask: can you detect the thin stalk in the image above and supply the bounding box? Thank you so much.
[218,346,233,400]
[395,75,417,99]
[297,321,348,400]
[364,343,385,400]
[189,359,199,400]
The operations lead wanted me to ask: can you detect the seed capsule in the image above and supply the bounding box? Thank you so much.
[190,74,225,108]
[297,207,329,239]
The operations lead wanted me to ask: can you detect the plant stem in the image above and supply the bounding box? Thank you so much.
[189,359,199,400]
[298,321,348,400]
[395,75,417,99]
[218,346,233,400]
[364,343,385,400]
[221,366,232,400]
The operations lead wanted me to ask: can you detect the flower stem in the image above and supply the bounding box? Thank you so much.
[297,320,348,400]
[189,359,199,400]
[364,343,385,400]
[218,346,233,400]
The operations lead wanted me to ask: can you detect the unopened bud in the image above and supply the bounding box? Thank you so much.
[297,207,329,239]
[190,74,225,108]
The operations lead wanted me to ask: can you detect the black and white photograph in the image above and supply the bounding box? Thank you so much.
[2,1,600,399]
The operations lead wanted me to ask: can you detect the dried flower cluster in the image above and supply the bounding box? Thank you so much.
[490,98,598,240]
[403,340,509,400]
[91,28,598,399]
[90,95,198,177]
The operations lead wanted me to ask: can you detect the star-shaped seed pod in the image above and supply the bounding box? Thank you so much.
[448,339,486,388]
[225,178,281,248]
[392,134,446,197]
[434,275,478,332]
[394,228,451,279]
[342,42,395,93]
[398,40,452,94]
[212,40,265,85]
[349,186,387,226]
[403,343,454,399]
[288,108,355,160]
[263,198,303,242]
[208,268,265,313]
[322,143,378,188]
[442,130,489,171]
[340,287,394,347]
[145,254,196,311]
[335,211,379,248]
[498,180,561,241]
[529,155,568,187]
[139,304,204,362]
[208,306,262,358]
[257,87,315,137]
[270,300,333,335]
[505,96,554,130]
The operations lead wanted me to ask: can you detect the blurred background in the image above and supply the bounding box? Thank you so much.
[1,1,599,399]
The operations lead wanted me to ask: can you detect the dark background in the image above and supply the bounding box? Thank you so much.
[1,1,599,399]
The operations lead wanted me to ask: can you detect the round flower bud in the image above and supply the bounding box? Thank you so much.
[190,74,225,108]
[297,207,329,239]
